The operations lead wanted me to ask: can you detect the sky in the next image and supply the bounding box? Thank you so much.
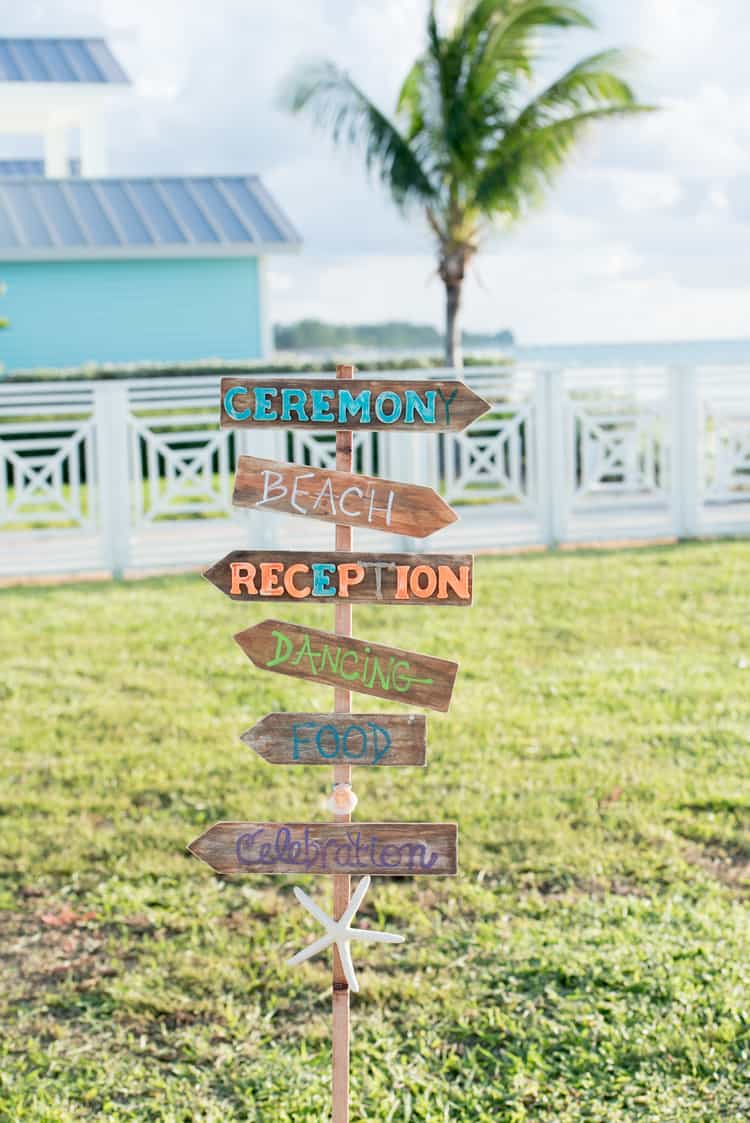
[2,0,749,344]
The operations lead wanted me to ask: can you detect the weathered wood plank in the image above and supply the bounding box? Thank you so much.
[205,551,473,605]
[234,620,458,712]
[220,377,490,432]
[188,821,458,876]
[232,455,457,538]
[241,713,426,766]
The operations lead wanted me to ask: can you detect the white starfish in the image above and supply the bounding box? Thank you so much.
[286,875,404,993]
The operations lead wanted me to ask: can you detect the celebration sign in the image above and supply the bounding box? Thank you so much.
[189,821,458,876]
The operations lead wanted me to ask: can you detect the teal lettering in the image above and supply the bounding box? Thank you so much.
[281,388,308,422]
[253,386,278,420]
[315,724,340,759]
[436,386,459,424]
[292,721,316,761]
[404,389,436,424]
[224,386,251,420]
[312,563,337,596]
[338,389,371,424]
[374,391,402,424]
[311,388,335,422]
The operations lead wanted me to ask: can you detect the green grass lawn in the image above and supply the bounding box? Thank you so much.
[2,541,750,1122]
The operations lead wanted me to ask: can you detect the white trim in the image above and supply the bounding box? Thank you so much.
[0,241,300,261]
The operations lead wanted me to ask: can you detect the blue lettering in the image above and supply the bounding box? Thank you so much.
[315,724,340,759]
[253,387,278,421]
[311,388,335,422]
[281,388,308,422]
[224,386,251,420]
[339,389,371,424]
[342,725,367,759]
[374,390,402,424]
[404,389,436,424]
[312,563,337,597]
[292,721,316,761]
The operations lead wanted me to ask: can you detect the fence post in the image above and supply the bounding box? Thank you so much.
[670,365,700,538]
[535,368,567,547]
[94,382,131,578]
[238,429,279,548]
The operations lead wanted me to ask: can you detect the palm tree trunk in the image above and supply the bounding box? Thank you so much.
[444,276,463,370]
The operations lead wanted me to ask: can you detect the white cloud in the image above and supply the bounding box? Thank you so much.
[2,0,750,342]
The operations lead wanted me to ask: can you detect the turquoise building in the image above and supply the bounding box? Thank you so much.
[0,38,300,372]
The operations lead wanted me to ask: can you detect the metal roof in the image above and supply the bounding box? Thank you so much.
[0,38,129,84]
[0,175,301,259]
[0,158,80,177]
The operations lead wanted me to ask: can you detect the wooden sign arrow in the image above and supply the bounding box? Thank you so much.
[188,821,458,876]
[234,620,458,712]
[205,551,473,605]
[241,713,426,767]
[220,377,490,432]
[232,455,457,538]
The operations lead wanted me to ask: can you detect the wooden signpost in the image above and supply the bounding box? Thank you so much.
[189,364,487,1123]
[241,713,426,767]
[232,455,457,537]
[205,551,473,605]
[220,376,490,432]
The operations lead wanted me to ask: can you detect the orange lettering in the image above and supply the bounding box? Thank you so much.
[230,562,257,595]
[410,564,437,599]
[437,564,470,601]
[284,563,311,598]
[395,564,410,600]
[260,561,284,596]
[338,563,365,597]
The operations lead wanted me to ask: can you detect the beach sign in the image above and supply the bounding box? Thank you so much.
[241,713,426,767]
[220,376,490,432]
[232,455,457,537]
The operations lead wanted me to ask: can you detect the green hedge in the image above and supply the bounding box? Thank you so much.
[1,354,511,383]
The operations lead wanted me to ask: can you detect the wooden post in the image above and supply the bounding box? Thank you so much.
[332,363,354,1123]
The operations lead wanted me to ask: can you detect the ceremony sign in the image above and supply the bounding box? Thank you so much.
[241,713,426,766]
[205,551,473,605]
[232,455,457,537]
[234,619,458,711]
[221,376,490,431]
[189,822,458,876]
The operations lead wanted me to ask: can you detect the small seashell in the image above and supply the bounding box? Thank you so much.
[326,783,358,816]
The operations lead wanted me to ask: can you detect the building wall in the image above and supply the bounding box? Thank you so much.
[0,256,264,371]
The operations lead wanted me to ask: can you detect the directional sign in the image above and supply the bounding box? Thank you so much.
[232,455,457,538]
[220,377,490,432]
[188,821,458,876]
[241,713,427,766]
[234,620,458,712]
[205,551,473,605]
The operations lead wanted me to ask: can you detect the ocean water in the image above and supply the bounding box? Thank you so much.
[505,338,750,369]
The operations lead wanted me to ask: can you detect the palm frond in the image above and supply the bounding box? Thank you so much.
[514,49,644,127]
[281,60,435,208]
[459,0,594,79]
[474,104,653,213]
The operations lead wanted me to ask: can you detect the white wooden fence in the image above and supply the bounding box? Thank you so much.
[0,365,748,580]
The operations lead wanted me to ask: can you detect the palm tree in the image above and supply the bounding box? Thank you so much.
[282,0,653,369]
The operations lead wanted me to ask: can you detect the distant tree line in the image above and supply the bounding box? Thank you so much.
[274,319,514,351]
